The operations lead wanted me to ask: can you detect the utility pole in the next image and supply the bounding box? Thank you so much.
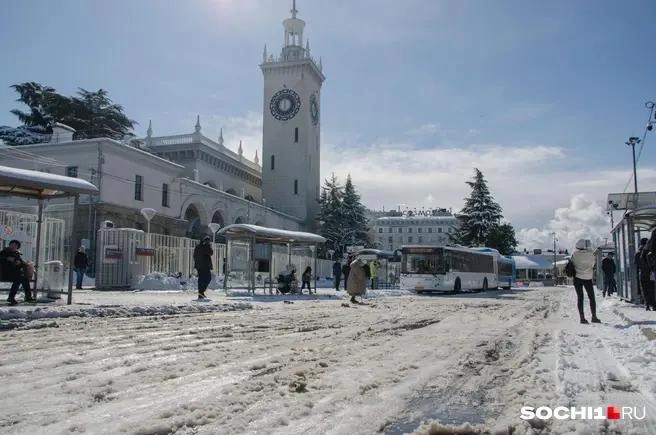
[552,232,557,280]
[625,136,641,202]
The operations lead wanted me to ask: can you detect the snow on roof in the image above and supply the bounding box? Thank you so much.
[512,255,554,270]
[218,224,326,245]
[0,164,98,199]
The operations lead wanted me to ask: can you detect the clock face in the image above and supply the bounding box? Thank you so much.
[310,93,319,125]
[270,89,301,121]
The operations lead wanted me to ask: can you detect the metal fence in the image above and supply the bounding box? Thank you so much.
[96,228,225,288]
[0,209,66,264]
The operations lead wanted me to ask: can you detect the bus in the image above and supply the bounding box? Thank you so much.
[400,245,498,293]
[471,247,515,289]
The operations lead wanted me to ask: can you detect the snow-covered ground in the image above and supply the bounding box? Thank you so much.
[1,286,655,434]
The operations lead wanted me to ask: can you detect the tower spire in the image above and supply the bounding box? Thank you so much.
[194,115,201,133]
[254,150,259,165]
[291,0,297,18]
[146,120,152,138]
[238,140,243,156]
[263,44,268,63]
[218,127,224,146]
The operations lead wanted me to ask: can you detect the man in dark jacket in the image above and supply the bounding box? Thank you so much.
[640,234,656,311]
[636,238,649,305]
[193,236,213,299]
[74,246,89,290]
[332,260,342,291]
[0,240,33,305]
[342,255,352,290]
[601,252,616,297]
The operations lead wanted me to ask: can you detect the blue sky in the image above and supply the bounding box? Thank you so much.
[1,0,655,249]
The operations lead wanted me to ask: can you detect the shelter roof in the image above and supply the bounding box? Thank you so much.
[218,224,325,245]
[511,255,554,270]
[0,164,98,199]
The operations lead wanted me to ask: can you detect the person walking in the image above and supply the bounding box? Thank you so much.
[0,240,34,305]
[601,251,616,297]
[332,259,342,291]
[369,260,378,290]
[193,236,213,299]
[342,255,352,290]
[640,232,656,311]
[346,256,370,304]
[636,238,648,304]
[571,239,600,324]
[74,246,89,290]
[300,266,312,294]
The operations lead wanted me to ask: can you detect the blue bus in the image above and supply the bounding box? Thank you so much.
[472,248,515,290]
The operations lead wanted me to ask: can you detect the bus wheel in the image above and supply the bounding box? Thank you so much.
[482,278,488,291]
[454,278,461,292]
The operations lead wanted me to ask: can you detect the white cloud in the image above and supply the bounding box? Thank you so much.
[407,123,442,137]
[517,195,611,252]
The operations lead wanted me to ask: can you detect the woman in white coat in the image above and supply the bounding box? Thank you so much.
[571,239,601,324]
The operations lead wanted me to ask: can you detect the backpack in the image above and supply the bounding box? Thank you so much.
[565,259,576,278]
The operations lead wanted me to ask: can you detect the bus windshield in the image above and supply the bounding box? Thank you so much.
[402,247,449,274]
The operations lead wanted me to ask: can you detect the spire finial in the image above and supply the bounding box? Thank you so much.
[238,140,243,156]
[263,44,268,63]
[291,0,297,18]
[254,150,259,165]
[218,127,224,146]
[194,115,201,133]
[305,39,310,57]
[146,120,152,138]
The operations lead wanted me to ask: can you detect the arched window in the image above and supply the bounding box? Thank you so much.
[294,179,298,195]
[271,155,275,170]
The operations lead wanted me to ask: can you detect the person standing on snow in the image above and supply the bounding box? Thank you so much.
[346,256,370,304]
[570,239,600,324]
[74,246,89,290]
[601,252,616,297]
[0,240,34,305]
[640,232,656,311]
[636,238,649,304]
[332,259,342,291]
[369,260,378,290]
[193,236,213,299]
[342,255,352,290]
[300,266,312,294]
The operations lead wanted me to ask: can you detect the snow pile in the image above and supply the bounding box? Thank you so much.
[0,301,252,329]
[134,273,225,291]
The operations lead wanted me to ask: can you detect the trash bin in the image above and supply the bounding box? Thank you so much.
[42,260,65,299]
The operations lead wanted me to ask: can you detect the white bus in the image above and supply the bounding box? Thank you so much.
[399,245,498,293]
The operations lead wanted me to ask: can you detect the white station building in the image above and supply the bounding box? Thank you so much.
[372,209,459,252]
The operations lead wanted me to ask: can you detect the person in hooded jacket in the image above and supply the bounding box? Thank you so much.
[193,236,213,299]
[346,256,370,304]
[570,239,600,324]
[640,231,656,311]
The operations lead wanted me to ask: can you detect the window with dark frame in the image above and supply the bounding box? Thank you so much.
[162,183,169,207]
[271,155,275,170]
[66,166,78,178]
[294,179,298,195]
[135,175,143,201]
[294,127,299,143]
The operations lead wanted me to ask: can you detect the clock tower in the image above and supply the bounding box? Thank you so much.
[261,0,325,229]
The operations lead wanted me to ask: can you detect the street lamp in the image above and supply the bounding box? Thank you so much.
[327,249,335,260]
[140,208,157,234]
[625,136,641,195]
[551,232,557,280]
[208,223,221,243]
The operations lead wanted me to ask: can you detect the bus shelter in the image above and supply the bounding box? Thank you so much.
[0,165,98,304]
[611,206,656,303]
[218,224,325,294]
[353,248,400,288]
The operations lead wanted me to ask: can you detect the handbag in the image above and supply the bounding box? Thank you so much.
[565,259,576,278]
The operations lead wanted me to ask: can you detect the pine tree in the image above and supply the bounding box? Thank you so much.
[0,82,136,145]
[486,223,518,255]
[341,174,369,248]
[453,168,503,247]
[317,173,345,255]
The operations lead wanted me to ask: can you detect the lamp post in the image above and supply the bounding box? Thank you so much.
[208,223,221,244]
[625,136,641,196]
[551,232,557,279]
[140,208,157,235]
[327,249,335,261]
